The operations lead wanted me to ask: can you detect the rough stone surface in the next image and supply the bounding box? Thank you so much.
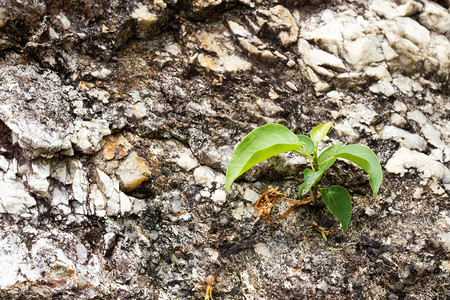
[0,0,449,299]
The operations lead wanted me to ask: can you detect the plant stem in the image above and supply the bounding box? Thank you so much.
[318,156,335,166]
[307,156,315,171]
[310,184,323,207]
[309,189,317,204]
[310,144,323,207]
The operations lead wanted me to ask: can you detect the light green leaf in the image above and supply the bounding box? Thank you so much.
[329,247,343,251]
[225,124,305,192]
[334,144,383,197]
[310,122,334,142]
[318,142,342,171]
[296,135,314,155]
[303,168,325,194]
[298,182,306,198]
[321,185,352,233]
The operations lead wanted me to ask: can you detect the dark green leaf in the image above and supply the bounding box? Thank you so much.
[298,182,306,198]
[334,145,383,197]
[310,122,333,142]
[225,124,305,192]
[321,185,352,233]
[303,168,325,194]
[296,135,314,155]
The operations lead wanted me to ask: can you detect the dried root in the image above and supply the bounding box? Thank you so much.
[309,222,338,240]
[253,187,314,232]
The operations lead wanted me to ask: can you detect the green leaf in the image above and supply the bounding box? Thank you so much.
[302,143,343,194]
[334,145,383,197]
[298,182,306,198]
[303,168,325,194]
[225,124,305,192]
[310,122,334,142]
[329,247,343,251]
[321,185,352,233]
[318,142,342,171]
[296,135,314,155]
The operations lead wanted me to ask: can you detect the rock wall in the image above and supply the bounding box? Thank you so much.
[0,0,449,299]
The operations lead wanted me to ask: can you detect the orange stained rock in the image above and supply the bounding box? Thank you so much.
[198,55,218,72]
[116,151,152,193]
[103,136,132,160]
[79,81,94,90]
[121,177,148,193]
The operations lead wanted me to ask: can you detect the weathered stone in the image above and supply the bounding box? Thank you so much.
[344,34,385,71]
[89,184,106,217]
[298,2,449,93]
[211,189,226,204]
[193,166,224,187]
[131,1,169,39]
[227,19,266,57]
[71,119,111,154]
[332,103,377,143]
[0,63,74,158]
[392,75,423,95]
[298,38,347,76]
[254,243,273,258]
[50,185,71,215]
[381,126,427,151]
[187,0,234,21]
[0,0,449,298]
[0,155,8,173]
[24,158,52,197]
[385,147,450,187]
[419,1,450,35]
[116,151,151,193]
[369,79,396,96]
[265,5,299,46]
[185,21,252,73]
[0,178,36,218]
[149,139,199,171]
[102,135,132,161]
[407,110,450,161]
[370,0,421,19]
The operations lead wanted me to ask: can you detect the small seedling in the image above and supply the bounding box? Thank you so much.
[225,122,383,233]
[309,222,338,240]
[197,275,217,300]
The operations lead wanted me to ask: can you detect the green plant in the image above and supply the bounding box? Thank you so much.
[224,122,382,233]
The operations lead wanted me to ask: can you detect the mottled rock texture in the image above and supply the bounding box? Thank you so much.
[0,0,449,299]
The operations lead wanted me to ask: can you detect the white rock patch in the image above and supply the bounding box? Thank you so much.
[381,126,427,151]
[193,166,225,188]
[244,188,259,203]
[0,178,36,218]
[385,147,450,188]
[254,243,273,258]
[72,119,111,154]
[211,189,226,205]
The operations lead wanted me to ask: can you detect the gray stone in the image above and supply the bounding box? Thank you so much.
[0,63,74,158]
[0,0,449,298]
